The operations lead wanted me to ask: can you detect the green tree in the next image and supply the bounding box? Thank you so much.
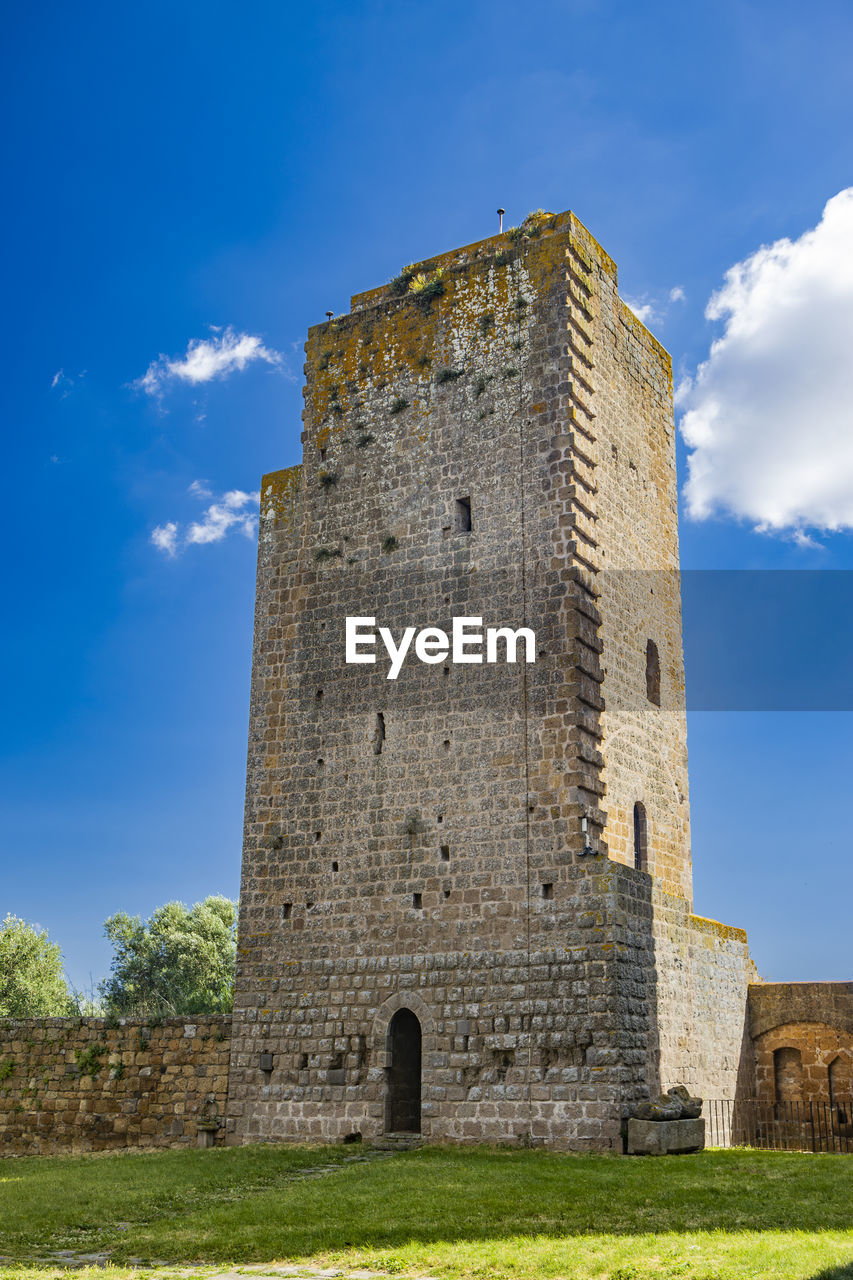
[0,915,73,1016]
[100,895,237,1017]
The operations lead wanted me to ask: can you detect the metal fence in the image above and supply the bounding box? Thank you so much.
[706,1098,853,1152]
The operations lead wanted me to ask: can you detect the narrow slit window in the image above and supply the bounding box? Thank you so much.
[646,639,661,706]
[412,892,423,909]
[440,845,450,862]
[282,902,293,920]
[373,711,385,756]
[542,882,554,900]
[455,496,472,533]
[633,803,648,872]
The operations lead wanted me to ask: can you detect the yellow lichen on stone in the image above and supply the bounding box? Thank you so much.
[261,466,302,529]
[689,913,749,944]
[301,237,564,459]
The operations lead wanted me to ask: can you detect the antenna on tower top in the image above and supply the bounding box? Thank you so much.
[497,208,505,233]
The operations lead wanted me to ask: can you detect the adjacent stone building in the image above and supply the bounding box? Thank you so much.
[225,210,761,1151]
[749,983,853,1109]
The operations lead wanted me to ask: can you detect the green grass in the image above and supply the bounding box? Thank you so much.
[1,1145,852,1278]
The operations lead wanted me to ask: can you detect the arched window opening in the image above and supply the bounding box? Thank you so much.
[386,1008,422,1134]
[633,802,648,872]
[646,639,661,706]
[774,1046,803,1103]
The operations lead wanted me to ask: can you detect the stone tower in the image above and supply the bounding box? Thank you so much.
[226,210,757,1151]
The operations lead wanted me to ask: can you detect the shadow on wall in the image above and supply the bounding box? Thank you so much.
[734,1000,758,1104]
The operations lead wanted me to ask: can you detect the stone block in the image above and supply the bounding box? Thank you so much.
[627,1117,705,1155]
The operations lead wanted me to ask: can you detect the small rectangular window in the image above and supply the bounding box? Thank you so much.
[455,496,472,532]
[542,882,554,900]
[282,903,293,920]
[412,892,423,909]
[440,845,450,862]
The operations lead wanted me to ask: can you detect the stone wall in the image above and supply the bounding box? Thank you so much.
[228,858,658,1150]
[652,890,758,1102]
[0,1016,231,1156]
[585,238,693,904]
[748,983,853,1106]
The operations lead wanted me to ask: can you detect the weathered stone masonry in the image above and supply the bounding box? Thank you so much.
[0,1016,230,1156]
[4,216,848,1162]
[226,210,760,1151]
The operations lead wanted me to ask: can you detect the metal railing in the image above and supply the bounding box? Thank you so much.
[706,1098,853,1152]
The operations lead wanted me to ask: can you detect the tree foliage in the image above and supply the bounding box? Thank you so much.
[99,895,237,1017]
[0,914,73,1017]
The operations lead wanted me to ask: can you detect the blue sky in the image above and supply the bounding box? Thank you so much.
[2,0,852,991]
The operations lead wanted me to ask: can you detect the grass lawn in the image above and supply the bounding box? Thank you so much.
[1,1144,852,1279]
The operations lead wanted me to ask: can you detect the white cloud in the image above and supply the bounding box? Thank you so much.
[624,286,686,330]
[150,484,259,557]
[186,489,259,546]
[51,369,84,397]
[150,522,179,557]
[134,326,283,398]
[680,189,853,535]
[623,296,660,326]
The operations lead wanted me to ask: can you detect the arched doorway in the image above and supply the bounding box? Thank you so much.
[386,1008,422,1133]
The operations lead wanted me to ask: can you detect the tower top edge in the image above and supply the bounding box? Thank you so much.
[305,209,670,365]
[306,210,615,331]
